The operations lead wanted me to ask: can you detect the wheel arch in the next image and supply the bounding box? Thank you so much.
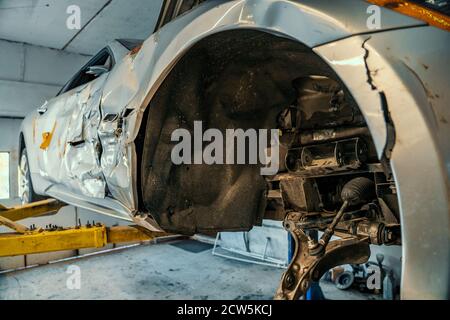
[134,24,449,298]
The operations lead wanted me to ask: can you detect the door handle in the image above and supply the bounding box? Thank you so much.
[37,101,48,115]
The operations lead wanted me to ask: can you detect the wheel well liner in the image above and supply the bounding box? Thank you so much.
[137,29,362,234]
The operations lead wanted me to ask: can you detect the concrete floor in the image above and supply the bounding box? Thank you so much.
[0,239,378,300]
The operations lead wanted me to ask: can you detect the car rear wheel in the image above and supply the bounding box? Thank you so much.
[19,148,41,204]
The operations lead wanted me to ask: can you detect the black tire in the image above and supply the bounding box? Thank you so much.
[18,148,42,204]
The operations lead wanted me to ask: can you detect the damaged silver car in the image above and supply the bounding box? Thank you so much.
[18,0,450,299]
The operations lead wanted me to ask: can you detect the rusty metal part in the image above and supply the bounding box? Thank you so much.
[294,213,401,245]
[285,138,367,176]
[279,176,322,212]
[309,177,375,256]
[309,200,349,256]
[274,212,370,300]
[298,127,369,145]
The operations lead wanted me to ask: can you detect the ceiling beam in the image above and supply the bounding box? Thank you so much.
[62,0,113,51]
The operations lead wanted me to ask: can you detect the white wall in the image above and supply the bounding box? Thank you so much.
[0,39,90,117]
[0,118,22,198]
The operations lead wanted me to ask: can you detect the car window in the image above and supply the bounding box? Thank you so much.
[58,48,114,95]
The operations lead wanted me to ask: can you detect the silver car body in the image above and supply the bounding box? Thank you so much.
[20,0,450,299]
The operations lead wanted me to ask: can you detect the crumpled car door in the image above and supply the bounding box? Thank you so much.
[60,74,109,198]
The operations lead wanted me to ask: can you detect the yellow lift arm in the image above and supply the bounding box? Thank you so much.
[0,199,169,257]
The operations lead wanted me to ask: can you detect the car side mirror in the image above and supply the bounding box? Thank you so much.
[37,100,48,115]
[86,65,109,77]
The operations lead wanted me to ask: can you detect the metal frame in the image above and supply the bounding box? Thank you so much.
[0,199,169,257]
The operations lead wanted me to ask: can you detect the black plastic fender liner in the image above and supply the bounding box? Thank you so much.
[139,30,366,235]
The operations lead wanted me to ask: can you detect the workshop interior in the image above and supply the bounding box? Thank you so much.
[0,0,449,302]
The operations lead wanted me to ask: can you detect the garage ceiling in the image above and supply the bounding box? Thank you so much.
[0,0,163,55]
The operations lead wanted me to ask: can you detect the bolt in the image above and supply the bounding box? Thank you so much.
[284,272,296,289]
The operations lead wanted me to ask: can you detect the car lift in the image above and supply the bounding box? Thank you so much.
[0,199,170,257]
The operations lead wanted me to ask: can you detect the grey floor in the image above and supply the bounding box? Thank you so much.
[0,239,377,300]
